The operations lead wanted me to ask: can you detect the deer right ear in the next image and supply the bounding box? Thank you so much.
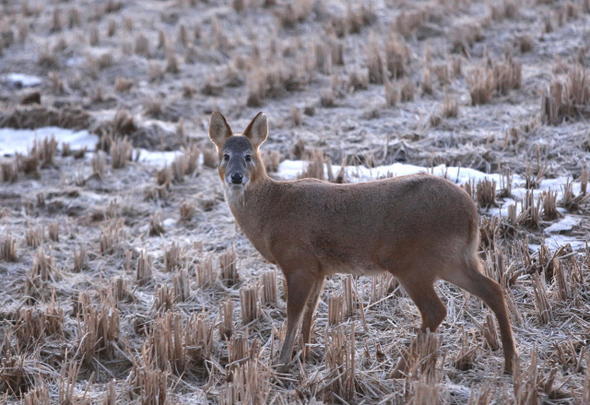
[209,112,233,148]
[243,112,268,149]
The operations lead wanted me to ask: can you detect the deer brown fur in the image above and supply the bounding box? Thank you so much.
[209,111,517,375]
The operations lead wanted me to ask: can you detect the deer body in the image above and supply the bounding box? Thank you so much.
[209,112,517,375]
[227,175,476,278]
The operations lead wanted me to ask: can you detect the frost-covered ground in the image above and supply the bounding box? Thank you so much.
[1,0,590,403]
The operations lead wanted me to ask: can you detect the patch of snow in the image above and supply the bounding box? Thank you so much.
[2,73,42,87]
[278,159,515,185]
[66,56,86,67]
[530,235,587,252]
[163,218,175,228]
[544,216,580,234]
[137,150,182,167]
[278,159,589,251]
[0,127,98,157]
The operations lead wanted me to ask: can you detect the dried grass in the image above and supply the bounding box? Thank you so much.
[276,0,313,28]
[202,148,217,168]
[222,356,270,404]
[135,34,150,57]
[315,41,331,75]
[220,245,239,287]
[532,273,552,324]
[421,69,433,95]
[99,219,124,254]
[385,79,399,106]
[1,233,18,262]
[136,249,153,286]
[349,68,369,91]
[24,248,56,297]
[476,178,497,208]
[297,149,328,181]
[367,33,384,84]
[246,61,310,106]
[259,269,277,306]
[0,351,53,398]
[262,150,281,173]
[173,267,190,303]
[385,35,409,79]
[442,93,458,118]
[179,199,195,221]
[395,9,427,38]
[1,161,18,183]
[73,245,87,273]
[195,255,216,287]
[164,242,184,273]
[149,211,165,236]
[239,283,260,325]
[542,190,559,220]
[517,190,542,229]
[129,349,168,405]
[322,324,356,401]
[466,67,495,106]
[148,62,165,82]
[542,65,590,125]
[77,292,119,362]
[114,77,133,92]
[110,136,133,169]
[156,164,171,186]
[166,52,179,74]
[58,358,81,405]
[92,150,106,178]
[399,79,415,102]
[218,297,234,340]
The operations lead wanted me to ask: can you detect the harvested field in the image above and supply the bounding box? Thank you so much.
[1,0,590,404]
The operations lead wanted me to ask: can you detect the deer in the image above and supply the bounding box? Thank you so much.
[208,111,517,375]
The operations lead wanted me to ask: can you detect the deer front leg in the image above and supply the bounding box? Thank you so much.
[300,278,325,359]
[276,268,318,373]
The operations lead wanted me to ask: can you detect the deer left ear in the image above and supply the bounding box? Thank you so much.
[209,112,233,148]
[242,112,268,148]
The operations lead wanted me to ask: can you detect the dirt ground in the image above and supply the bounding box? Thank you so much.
[1,0,590,404]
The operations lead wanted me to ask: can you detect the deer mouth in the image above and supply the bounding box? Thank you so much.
[224,182,247,206]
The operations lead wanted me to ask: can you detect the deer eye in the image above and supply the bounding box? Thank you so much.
[244,155,252,162]
[223,154,230,161]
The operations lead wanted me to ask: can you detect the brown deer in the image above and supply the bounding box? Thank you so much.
[208,111,517,375]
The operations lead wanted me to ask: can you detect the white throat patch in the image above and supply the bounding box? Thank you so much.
[224,184,245,207]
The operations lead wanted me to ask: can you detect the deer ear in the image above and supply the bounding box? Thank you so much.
[242,112,268,148]
[209,112,233,148]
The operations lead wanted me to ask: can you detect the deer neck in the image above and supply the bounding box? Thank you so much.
[224,175,275,230]
[224,175,276,261]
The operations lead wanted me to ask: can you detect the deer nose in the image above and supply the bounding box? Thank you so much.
[231,173,243,184]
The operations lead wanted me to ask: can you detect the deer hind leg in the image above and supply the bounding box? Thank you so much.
[442,258,517,374]
[300,278,325,359]
[390,275,447,378]
[276,268,318,372]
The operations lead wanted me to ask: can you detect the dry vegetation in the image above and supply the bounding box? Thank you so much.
[1,0,590,404]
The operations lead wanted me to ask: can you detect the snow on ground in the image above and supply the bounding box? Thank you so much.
[1,73,42,87]
[137,150,183,167]
[0,127,97,156]
[278,159,511,184]
[544,216,580,234]
[277,160,580,201]
[0,127,184,167]
[278,159,588,251]
[0,128,585,250]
